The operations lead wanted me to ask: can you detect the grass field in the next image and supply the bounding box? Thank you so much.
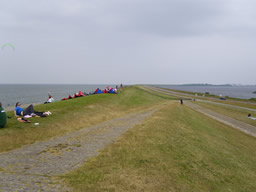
[64,101,256,191]
[2,86,256,191]
[0,86,173,152]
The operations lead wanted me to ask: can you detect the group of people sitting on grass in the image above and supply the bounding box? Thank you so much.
[61,86,119,101]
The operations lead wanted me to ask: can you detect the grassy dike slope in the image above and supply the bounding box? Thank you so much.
[64,96,256,191]
[0,86,172,152]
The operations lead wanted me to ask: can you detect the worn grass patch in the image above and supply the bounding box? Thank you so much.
[0,86,172,152]
[64,103,256,192]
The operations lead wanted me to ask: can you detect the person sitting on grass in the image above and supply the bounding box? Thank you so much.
[0,102,7,128]
[248,114,256,120]
[44,95,54,104]
[14,102,51,117]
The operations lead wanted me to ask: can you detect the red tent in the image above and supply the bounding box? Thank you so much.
[62,95,73,100]
[78,91,85,96]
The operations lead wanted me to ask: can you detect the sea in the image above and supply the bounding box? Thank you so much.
[0,84,116,108]
[1,84,256,108]
[154,85,256,100]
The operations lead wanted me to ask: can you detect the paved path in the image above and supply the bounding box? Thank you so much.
[144,86,256,137]
[146,86,256,112]
[185,102,256,137]
[195,99,256,112]
[0,109,157,192]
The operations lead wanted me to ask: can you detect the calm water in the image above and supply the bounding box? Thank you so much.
[154,85,256,99]
[0,84,116,108]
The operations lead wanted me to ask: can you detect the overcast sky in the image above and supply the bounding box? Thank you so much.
[0,0,256,84]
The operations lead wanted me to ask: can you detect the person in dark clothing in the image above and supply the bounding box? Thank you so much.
[180,99,183,104]
[0,102,7,128]
[23,104,44,117]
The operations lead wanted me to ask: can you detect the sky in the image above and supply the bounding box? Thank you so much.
[0,0,256,85]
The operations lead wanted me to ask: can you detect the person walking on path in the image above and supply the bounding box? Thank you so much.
[0,102,7,128]
[180,99,183,104]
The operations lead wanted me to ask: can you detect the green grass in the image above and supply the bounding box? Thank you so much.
[64,102,256,192]
[0,86,172,152]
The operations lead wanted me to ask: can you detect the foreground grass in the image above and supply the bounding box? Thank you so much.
[65,102,256,191]
[195,101,256,127]
[0,86,170,152]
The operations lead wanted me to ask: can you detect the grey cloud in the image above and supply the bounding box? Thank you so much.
[98,0,227,36]
[0,0,256,84]
[99,0,256,37]
[0,0,224,36]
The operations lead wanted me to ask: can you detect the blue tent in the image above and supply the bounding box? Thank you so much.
[108,88,116,94]
[94,88,103,94]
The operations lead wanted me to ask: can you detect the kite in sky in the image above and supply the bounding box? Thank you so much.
[2,43,15,50]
